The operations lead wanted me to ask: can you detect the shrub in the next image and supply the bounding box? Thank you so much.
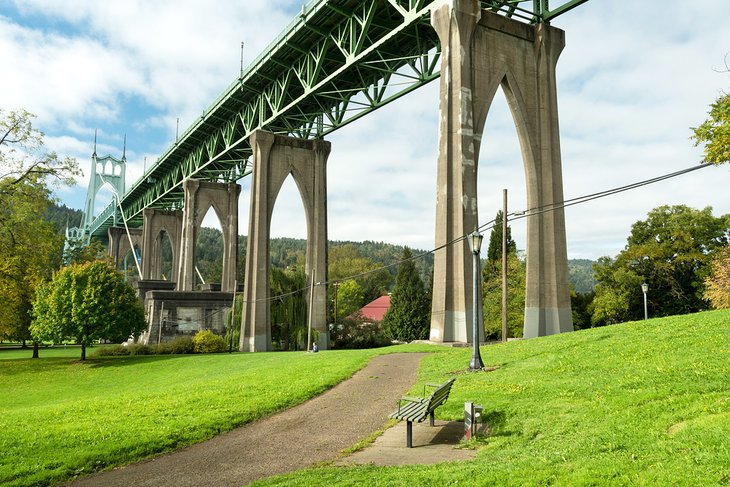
[127,343,152,355]
[154,335,195,355]
[91,345,130,357]
[192,330,228,353]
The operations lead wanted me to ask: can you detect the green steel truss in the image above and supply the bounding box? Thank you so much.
[88,0,588,238]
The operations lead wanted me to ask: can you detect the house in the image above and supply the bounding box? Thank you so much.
[356,295,391,323]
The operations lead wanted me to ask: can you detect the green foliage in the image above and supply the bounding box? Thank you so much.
[330,315,392,349]
[192,329,228,353]
[383,248,430,342]
[329,244,393,306]
[704,244,730,308]
[195,226,224,285]
[31,261,146,360]
[568,258,598,293]
[485,210,516,263]
[482,250,526,339]
[692,92,730,165]
[269,266,307,350]
[591,205,729,324]
[334,279,365,321]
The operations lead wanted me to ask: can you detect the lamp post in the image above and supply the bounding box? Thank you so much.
[469,231,484,371]
[641,282,648,320]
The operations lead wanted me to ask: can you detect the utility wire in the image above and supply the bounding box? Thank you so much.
[236,163,715,305]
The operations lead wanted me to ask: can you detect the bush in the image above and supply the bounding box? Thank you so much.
[127,343,152,355]
[192,330,228,353]
[91,345,130,357]
[331,316,391,349]
[154,336,195,355]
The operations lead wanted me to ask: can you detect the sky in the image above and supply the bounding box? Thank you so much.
[2,0,729,260]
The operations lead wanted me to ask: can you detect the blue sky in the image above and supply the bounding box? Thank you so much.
[2,0,729,259]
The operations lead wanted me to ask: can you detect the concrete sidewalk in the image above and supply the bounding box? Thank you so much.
[336,420,476,466]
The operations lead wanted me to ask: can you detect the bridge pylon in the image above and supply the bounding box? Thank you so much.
[429,0,573,342]
[240,130,330,352]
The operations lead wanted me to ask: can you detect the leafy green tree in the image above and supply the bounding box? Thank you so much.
[269,266,307,350]
[704,244,730,308]
[591,205,729,324]
[383,248,430,342]
[334,279,365,321]
[692,92,730,165]
[0,109,79,354]
[482,250,526,339]
[31,261,146,360]
[328,244,392,311]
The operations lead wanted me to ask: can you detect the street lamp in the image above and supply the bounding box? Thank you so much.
[468,230,484,371]
[641,282,649,320]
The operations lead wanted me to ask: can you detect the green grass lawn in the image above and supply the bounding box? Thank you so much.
[0,344,438,487]
[255,310,730,486]
[2,311,729,486]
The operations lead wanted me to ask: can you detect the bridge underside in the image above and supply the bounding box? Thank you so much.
[94,0,584,347]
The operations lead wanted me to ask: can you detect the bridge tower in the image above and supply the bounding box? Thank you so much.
[430,0,573,342]
[81,133,127,238]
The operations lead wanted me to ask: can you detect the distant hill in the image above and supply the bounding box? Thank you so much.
[568,258,597,294]
[46,203,83,234]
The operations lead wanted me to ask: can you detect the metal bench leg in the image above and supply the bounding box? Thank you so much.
[406,421,413,448]
[430,411,435,427]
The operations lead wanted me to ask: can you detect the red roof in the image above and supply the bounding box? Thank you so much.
[357,295,391,322]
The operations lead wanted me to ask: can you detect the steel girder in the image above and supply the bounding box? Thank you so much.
[88,0,589,238]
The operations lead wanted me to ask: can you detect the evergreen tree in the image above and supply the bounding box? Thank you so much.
[383,248,430,342]
[485,210,516,265]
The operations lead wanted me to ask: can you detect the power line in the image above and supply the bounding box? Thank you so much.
[238,163,715,305]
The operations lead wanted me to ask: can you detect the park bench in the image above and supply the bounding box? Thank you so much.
[389,378,456,448]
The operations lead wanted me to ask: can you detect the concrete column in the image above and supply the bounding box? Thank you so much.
[177,179,240,292]
[429,3,573,341]
[241,130,331,352]
[429,0,482,343]
[177,179,200,291]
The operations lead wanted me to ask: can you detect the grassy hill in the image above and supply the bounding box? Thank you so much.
[257,310,730,486]
[1,310,728,486]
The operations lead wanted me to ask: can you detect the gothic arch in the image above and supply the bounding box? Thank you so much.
[240,130,330,352]
[430,1,573,342]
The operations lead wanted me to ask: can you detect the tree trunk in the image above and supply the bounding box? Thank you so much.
[22,339,27,349]
[81,343,86,361]
[32,341,39,359]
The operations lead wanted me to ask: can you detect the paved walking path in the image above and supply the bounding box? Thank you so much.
[69,352,437,487]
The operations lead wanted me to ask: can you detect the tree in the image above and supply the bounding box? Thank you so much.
[383,248,430,342]
[269,266,307,350]
[328,244,393,313]
[704,244,730,308]
[692,92,730,165]
[482,250,526,339]
[31,261,146,360]
[485,210,516,265]
[591,205,729,324]
[481,211,523,339]
[0,110,80,354]
[0,109,79,196]
[334,279,365,321]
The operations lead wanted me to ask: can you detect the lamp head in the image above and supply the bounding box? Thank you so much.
[641,282,648,293]
[469,230,483,254]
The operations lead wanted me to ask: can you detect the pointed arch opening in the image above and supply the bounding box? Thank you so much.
[269,174,308,350]
[195,205,225,288]
[476,84,528,340]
